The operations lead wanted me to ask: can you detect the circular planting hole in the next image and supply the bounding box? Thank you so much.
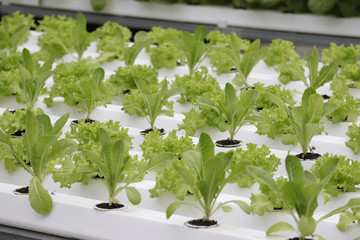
[93,202,126,211]
[184,219,219,229]
[140,128,166,136]
[13,186,29,195]
[215,139,242,148]
[11,129,25,138]
[71,118,97,125]
[295,152,321,161]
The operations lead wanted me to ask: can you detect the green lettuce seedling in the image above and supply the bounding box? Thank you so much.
[0,11,33,51]
[121,78,183,132]
[0,110,77,215]
[42,13,92,61]
[269,87,337,158]
[166,133,251,222]
[18,48,53,108]
[303,46,338,89]
[247,155,360,240]
[83,128,173,206]
[176,26,207,76]
[216,33,267,87]
[74,67,114,120]
[197,83,261,143]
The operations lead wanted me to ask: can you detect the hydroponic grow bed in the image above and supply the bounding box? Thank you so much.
[0,19,359,240]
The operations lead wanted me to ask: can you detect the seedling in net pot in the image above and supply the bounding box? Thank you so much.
[83,128,174,209]
[215,33,267,87]
[73,67,114,122]
[17,48,53,109]
[197,83,262,147]
[0,110,77,215]
[247,155,360,240]
[268,87,337,160]
[166,133,251,228]
[121,78,183,135]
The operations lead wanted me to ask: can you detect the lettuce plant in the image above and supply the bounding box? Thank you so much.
[146,26,184,69]
[140,130,196,199]
[52,120,134,187]
[0,110,77,215]
[83,128,173,207]
[247,155,360,240]
[108,65,159,95]
[205,30,250,74]
[122,78,183,132]
[42,13,92,61]
[269,87,337,158]
[73,67,115,120]
[93,21,131,62]
[215,33,267,87]
[321,43,360,68]
[176,26,214,76]
[311,153,360,201]
[17,48,53,108]
[166,133,251,223]
[171,68,222,104]
[197,83,261,143]
[36,15,76,60]
[0,11,34,51]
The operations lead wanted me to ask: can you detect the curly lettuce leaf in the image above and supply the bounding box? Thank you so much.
[108,65,159,95]
[346,123,360,154]
[263,39,301,67]
[0,11,34,51]
[36,15,76,60]
[44,60,112,108]
[327,95,360,123]
[171,68,222,104]
[0,108,44,135]
[256,106,294,139]
[321,43,359,67]
[145,26,185,69]
[230,143,281,188]
[276,62,306,85]
[93,21,132,62]
[253,82,295,110]
[311,153,360,200]
[140,130,196,199]
[178,108,205,136]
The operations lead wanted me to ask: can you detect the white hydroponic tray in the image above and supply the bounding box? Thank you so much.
[4,0,360,38]
[0,31,359,240]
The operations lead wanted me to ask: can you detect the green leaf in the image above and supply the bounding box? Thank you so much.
[308,0,337,14]
[146,152,174,172]
[225,200,251,214]
[124,31,148,66]
[199,132,215,163]
[246,165,281,196]
[194,26,207,42]
[282,134,298,146]
[92,67,105,85]
[266,222,296,236]
[36,114,53,135]
[166,201,194,219]
[183,150,201,176]
[125,187,141,205]
[318,198,360,222]
[299,216,316,237]
[29,177,53,215]
[53,113,70,135]
[285,155,305,183]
